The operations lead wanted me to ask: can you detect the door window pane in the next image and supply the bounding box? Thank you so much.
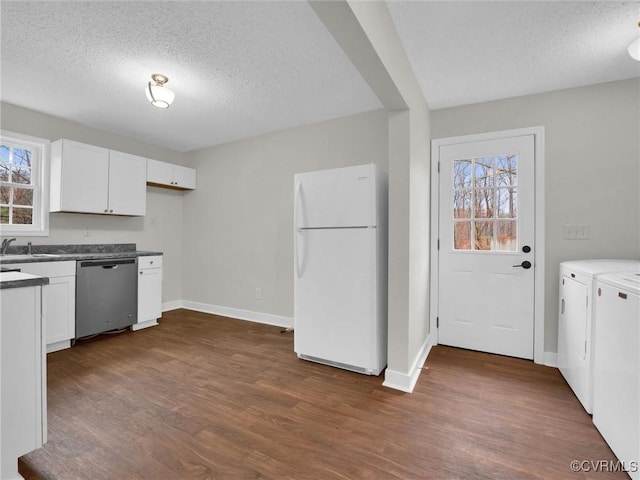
[453,159,472,188]
[495,155,517,187]
[474,157,493,187]
[454,221,471,250]
[496,221,517,251]
[452,154,518,251]
[453,190,472,218]
[474,221,494,250]
[475,189,494,218]
[496,188,517,218]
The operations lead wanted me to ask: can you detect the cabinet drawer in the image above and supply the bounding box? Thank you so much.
[10,261,76,277]
[138,255,162,269]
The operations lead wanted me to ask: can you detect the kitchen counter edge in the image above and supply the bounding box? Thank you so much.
[0,272,50,289]
[0,251,163,265]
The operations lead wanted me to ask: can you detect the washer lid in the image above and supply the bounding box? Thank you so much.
[597,271,640,296]
[560,259,640,277]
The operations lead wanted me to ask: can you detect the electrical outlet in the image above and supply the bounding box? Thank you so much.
[255,287,262,300]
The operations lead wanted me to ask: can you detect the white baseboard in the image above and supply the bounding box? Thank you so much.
[162,300,183,312]
[47,339,71,354]
[544,351,558,368]
[180,300,293,329]
[382,334,433,393]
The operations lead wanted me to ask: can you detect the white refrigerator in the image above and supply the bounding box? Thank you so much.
[293,163,387,375]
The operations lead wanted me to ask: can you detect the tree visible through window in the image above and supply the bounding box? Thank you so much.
[452,154,518,251]
[0,132,48,236]
[1,144,35,225]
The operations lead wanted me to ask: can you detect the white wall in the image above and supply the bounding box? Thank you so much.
[341,0,431,390]
[0,102,187,304]
[181,109,388,321]
[431,78,640,354]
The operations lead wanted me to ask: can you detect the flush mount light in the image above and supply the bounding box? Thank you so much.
[629,22,640,61]
[145,73,175,108]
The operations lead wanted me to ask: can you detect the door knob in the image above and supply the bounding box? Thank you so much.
[513,261,532,269]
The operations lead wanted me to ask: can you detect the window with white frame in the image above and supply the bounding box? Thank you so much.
[0,131,49,236]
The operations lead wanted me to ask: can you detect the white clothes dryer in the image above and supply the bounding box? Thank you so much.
[593,270,640,479]
[558,259,640,413]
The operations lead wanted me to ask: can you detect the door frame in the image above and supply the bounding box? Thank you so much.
[430,126,546,364]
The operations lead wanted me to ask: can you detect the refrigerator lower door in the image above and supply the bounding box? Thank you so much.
[294,227,381,374]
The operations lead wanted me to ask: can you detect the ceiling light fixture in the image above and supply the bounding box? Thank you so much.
[145,73,175,108]
[629,22,640,61]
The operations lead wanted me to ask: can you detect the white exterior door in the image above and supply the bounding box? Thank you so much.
[436,134,536,359]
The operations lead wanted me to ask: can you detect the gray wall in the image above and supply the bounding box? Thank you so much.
[431,78,640,354]
[182,109,388,318]
[342,1,431,385]
[1,102,187,304]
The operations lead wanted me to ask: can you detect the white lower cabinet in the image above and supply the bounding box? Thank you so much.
[1,281,46,480]
[134,255,163,331]
[12,262,75,353]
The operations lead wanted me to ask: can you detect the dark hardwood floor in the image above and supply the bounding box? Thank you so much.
[19,309,624,479]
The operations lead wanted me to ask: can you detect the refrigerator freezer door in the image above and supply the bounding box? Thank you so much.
[295,164,376,229]
[294,227,379,372]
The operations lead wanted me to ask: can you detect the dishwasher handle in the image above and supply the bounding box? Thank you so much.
[78,258,136,268]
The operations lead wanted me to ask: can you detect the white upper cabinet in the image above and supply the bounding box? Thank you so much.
[108,150,147,216]
[147,159,196,190]
[50,139,109,213]
[50,139,147,216]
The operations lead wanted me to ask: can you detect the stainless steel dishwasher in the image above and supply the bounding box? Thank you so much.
[75,258,138,339]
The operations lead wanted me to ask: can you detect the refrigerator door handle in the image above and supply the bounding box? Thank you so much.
[295,181,305,278]
[295,229,305,278]
[295,181,306,229]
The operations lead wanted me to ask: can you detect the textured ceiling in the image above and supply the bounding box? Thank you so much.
[1,1,639,152]
[0,1,381,152]
[388,1,640,110]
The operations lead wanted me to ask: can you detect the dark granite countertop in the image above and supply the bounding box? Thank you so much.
[0,272,50,289]
[0,243,163,265]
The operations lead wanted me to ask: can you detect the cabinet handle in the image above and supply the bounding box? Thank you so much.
[104,209,108,213]
[109,209,114,213]
[150,260,154,265]
[139,271,143,275]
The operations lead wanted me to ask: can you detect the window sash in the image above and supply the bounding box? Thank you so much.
[0,131,49,236]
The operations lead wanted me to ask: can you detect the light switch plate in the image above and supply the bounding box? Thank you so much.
[563,224,590,240]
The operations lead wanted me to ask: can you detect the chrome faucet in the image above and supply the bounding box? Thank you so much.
[1,238,16,255]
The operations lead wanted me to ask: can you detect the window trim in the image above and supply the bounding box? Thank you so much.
[0,130,50,236]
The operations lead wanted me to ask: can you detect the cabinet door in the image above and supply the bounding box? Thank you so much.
[44,276,75,344]
[59,140,109,213]
[1,285,44,460]
[138,267,162,322]
[108,151,147,216]
[173,165,196,189]
[146,159,174,186]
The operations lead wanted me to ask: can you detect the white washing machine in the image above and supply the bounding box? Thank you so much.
[558,259,640,413]
[593,271,640,479]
